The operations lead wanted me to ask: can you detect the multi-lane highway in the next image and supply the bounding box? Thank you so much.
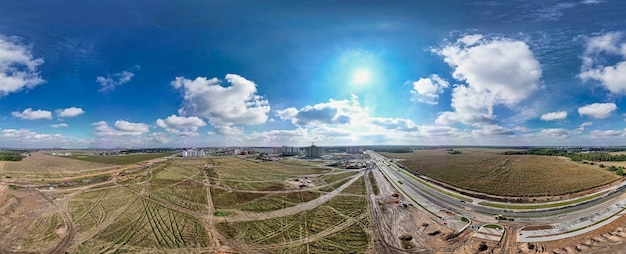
[368,150,626,226]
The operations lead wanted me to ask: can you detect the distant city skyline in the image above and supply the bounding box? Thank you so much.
[1,1,626,148]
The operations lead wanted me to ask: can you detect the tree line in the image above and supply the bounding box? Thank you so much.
[0,151,24,161]
[502,149,626,162]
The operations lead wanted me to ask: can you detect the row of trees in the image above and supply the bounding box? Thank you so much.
[372,148,413,153]
[599,164,625,176]
[0,151,24,161]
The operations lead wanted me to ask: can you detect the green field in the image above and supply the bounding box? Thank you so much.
[65,152,176,165]
[382,149,619,197]
[216,176,370,253]
[479,191,607,210]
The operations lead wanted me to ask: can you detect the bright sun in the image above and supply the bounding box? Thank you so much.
[352,69,371,84]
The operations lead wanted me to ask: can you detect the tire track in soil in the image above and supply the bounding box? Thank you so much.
[204,171,221,248]
[37,187,75,254]
[260,212,369,250]
[71,186,145,248]
[224,171,364,223]
[367,168,430,253]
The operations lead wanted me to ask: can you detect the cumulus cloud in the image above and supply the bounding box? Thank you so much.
[92,120,149,137]
[540,111,568,121]
[578,103,617,119]
[276,97,364,126]
[434,34,542,126]
[96,66,139,92]
[56,107,85,118]
[410,74,449,105]
[147,132,170,144]
[370,117,419,131]
[0,35,45,97]
[245,128,308,145]
[156,115,206,136]
[172,74,270,134]
[12,108,52,120]
[50,123,68,128]
[580,32,626,94]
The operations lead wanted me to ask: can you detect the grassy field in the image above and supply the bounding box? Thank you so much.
[479,191,607,209]
[66,159,210,252]
[3,153,116,178]
[368,170,379,195]
[11,155,371,253]
[65,152,175,165]
[208,157,331,181]
[382,149,619,197]
[217,176,370,253]
[212,188,321,212]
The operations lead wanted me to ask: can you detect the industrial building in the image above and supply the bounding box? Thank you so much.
[305,145,325,158]
[281,146,301,156]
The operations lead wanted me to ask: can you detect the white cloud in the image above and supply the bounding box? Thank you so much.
[156,114,206,136]
[92,120,149,137]
[12,108,52,120]
[50,123,68,128]
[370,117,419,131]
[434,34,542,126]
[540,111,568,121]
[581,0,605,4]
[410,74,449,105]
[0,35,45,97]
[0,128,69,143]
[147,132,170,144]
[590,129,623,137]
[96,67,139,92]
[114,120,149,133]
[578,103,617,119]
[172,74,270,133]
[576,122,593,132]
[471,125,515,136]
[56,107,85,118]
[580,32,626,94]
[276,96,365,126]
[245,128,308,145]
[539,128,572,138]
[215,125,243,136]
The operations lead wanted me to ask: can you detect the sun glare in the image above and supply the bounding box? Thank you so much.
[352,69,371,84]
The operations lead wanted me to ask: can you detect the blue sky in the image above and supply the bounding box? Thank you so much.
[1,0,626,148]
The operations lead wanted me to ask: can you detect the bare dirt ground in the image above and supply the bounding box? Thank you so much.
[0,187,51,252]
[519,215,626,254]
[367,167,489,253]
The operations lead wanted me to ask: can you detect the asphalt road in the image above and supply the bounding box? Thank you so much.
[368,150,626,225]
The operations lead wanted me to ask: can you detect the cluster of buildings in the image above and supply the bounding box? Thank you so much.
[177,145,362,159]
[345,147,363,154]
[181,149,206,157]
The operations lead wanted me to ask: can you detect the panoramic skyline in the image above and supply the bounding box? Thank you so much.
[1,0,626,148]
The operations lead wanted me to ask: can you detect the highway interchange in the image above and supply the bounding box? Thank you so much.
[367,150,626,241]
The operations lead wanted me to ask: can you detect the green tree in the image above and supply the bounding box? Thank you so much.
[609,166,618,171]
[617,168,624,176]
[599,164,605,168]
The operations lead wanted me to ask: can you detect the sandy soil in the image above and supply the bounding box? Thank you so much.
[0,188,51,252]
